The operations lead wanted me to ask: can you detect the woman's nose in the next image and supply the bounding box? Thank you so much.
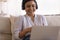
[29,6,33,10]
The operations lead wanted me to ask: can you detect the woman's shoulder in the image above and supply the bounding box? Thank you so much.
[18,15,27,20]
[36,14,46,18]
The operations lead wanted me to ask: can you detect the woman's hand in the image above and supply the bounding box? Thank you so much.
[19,27,32,38]
[25,27,32,33]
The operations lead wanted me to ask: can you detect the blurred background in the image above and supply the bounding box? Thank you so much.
[0,0,60,40]
[0,0,60,16]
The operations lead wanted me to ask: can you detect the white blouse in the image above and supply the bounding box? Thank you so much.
[12,15,48,40]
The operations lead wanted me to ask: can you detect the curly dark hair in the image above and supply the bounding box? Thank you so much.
[22,0,38,10]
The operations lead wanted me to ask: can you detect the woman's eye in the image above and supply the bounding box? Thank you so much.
[27,5,30,8]
[32,5,34,7]
[26,5,36,8]
[32,5,36,7]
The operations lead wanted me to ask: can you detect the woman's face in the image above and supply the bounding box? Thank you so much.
[25,1,36,14]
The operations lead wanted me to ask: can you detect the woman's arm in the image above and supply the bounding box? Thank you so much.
[13,16,32,39]
[19,27,32,38]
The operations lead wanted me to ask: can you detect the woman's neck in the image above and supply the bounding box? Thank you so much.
[26,13,35,18]
[26,13,35,22]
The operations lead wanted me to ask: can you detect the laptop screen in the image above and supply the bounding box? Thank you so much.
[30,26,60,40]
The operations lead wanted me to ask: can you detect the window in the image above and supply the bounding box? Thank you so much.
[1,0,60,16]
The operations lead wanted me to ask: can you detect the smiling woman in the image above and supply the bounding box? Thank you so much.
[11,0,48,40]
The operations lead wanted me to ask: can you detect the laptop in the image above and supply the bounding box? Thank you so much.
[30,26,60,40]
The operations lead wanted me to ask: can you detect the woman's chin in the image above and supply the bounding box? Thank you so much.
[28,12,34,14]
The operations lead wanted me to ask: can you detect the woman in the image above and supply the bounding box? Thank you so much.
[13,0,48,40]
